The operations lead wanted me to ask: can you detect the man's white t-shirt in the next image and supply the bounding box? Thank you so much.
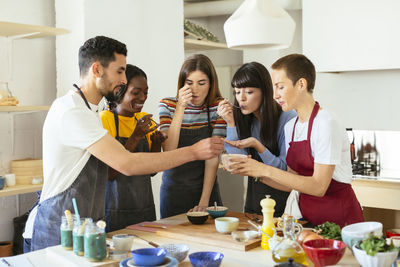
[23,90,108,239]
[284,109,352,184]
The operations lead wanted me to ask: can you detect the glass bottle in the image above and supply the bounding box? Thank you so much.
[60,215,74,250]
[73,217,87,256]
[84,220,106,261]
[272,215,307,265]
[260,195,276,250]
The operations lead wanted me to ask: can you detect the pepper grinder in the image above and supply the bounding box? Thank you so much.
[260,194,276,250]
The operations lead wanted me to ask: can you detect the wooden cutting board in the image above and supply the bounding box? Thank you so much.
[156,211,261,251]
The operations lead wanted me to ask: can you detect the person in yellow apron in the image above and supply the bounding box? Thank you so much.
[101,64,167,232]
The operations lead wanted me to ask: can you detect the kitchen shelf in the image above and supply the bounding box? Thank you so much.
[0,105,50,112]
[184,38,227,51]
[0,184,42,197]
[0,21,69,39]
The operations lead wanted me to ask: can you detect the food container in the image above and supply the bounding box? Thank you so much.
[206,206,228,219]
[60,215,74,250]
[73,218,86,256]
[189,251,224,267]
[220,154,247,171]
[215,217,239,234]
[186,211,209,225]
[159,244,190,262]
[341,221,382,250]
[131,248,167,266]
[84,220,106,261]
[112,234,133,252]
[353,243,398,267]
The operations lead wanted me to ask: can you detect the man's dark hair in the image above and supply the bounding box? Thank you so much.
[271,54,316,93]
[78,36,127,77]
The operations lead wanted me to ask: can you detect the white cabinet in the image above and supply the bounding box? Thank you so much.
[303,0,400,72]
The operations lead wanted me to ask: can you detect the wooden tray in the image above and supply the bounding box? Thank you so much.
[156,211,261,251]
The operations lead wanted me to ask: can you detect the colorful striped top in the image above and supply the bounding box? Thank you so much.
[158,97,227,137]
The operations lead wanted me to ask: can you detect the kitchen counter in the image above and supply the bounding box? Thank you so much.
[352,177,400,210]
[106,213,360,267]
[5,213,360,267]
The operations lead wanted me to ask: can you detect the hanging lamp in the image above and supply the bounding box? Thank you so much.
[224,0,296,50]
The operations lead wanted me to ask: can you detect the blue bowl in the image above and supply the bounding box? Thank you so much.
[131,247,167,266]
[206,206,228,219]
[189,251,224,267]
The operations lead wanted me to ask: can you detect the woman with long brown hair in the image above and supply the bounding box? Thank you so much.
[159,54,226,218]
[218,62,296,217]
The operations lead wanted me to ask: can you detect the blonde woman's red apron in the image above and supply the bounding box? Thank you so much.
[286,102,364,227]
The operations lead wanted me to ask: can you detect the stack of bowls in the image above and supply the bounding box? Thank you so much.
[130,247,167,266]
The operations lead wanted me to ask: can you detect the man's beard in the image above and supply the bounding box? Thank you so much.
[105,90,116,103]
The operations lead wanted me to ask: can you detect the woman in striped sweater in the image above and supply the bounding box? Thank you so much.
[158,54,226,218]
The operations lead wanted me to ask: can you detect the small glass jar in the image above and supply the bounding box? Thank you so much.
[84,220,106,261]
[60,215,74,250]
[73,218,86,256]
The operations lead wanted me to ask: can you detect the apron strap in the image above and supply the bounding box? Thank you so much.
[113,109,120,140]
[291,117,300,142]
[73,84,91,110]
[307,101,320,141]
[206,105,212,136]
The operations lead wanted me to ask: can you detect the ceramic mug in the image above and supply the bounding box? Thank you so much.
[4,173,16,187]
[112,234,133,252]
[0,176,5,190]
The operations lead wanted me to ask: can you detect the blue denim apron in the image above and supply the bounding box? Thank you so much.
[160,106,222,218]
[31,85,108,251]
[105,110,156,232]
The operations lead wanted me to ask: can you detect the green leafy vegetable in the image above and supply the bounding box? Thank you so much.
[359,233,397,256]
[314,222,342,240]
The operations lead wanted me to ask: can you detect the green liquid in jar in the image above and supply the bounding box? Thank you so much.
[60,229,73,250]
[84,232,106,261]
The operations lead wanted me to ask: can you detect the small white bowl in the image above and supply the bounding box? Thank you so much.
[341,221,382,249]
[352,244,398,267]
[159,243,189,262]
[220,154,247,171]
[215,217,239,234]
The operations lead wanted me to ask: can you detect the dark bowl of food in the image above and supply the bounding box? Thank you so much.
[186,211,209,225]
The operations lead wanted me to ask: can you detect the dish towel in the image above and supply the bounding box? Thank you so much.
[283,190,303,219]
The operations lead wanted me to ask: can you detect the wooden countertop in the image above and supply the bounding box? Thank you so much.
[3,213,361,266]
[107,213,360,267]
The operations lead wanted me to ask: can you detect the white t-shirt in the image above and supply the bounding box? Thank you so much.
[284,109,352,184]
[23,90,108,239]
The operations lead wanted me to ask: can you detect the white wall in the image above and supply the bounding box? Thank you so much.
[55,0,184,219]
[0,0,56,242]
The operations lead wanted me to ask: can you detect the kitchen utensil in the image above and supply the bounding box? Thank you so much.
[206,206,228,219]
[353,243,398,267]
[157,211,261,251]
[159,243,190,262]
[140,224,167,229]
[189,251,224,267]
[303,239,346,267]
[4,173,15,187]
[215,217,239,234]
[131,248,167,266]
[131,234,159,248]
[341,221,382,250]
[186,211,209,225]
[245,213,262,224]
[112,234,134,251]
[72,198,80,226]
